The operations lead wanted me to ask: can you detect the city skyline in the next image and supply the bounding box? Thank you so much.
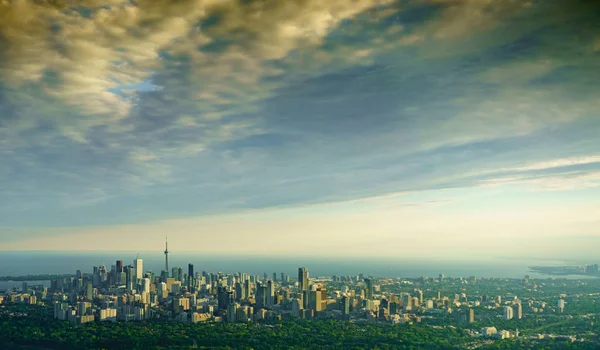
[1,0,600,257]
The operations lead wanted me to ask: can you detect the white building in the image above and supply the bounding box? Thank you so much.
[481,327,498,337]
[503,306,513,320]
[134,258,143,281]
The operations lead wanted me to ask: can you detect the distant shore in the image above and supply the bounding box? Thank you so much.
[0,274,74,282]
[529,266,600,278]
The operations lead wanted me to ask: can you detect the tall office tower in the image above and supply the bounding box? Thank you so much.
[243,279,250,300]
[280,273,285,282]
[227,303,238,323]
[116,260,124,284]
[512,303,523,319]
[177,267,184,282]
[364,278,374,300]
[298,267,309,291]
[188,264,194,291]
[309,289,323,312]
[402,293,412,309]
[126,265,135,290]
[558,299,565,313]
[341,295,350,318]
[503,306,514,320]
[142,278,151,293]
[263,272,268,281]
[390,302,398,315]
[467,308,475,323]
[291,298,302,318]
[164,235,169,272]
[266,280,275,307]
[273,272,277,282]
[255,283,267,308]
[134,257,143,281]
[302,290,309,309]
[172,267,178,280]
[217,287,229,311]
[116,260,123,273]
[85,281,93,300]
[235,282,243,301]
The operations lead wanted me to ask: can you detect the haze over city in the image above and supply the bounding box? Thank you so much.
[1,0,599,259]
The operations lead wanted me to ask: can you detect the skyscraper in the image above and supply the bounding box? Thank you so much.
[134,257,143,281]
[504,306,514,320]
[126,265,135,291]
[255,283,267,308]
[364,278,374,300]
[188,264,194,291]
[341,295,350,318]
[513,303,523,319]
[298,267,309,291]
[309,289,323,312]
[164,235,169,272]
[266,280,275,307]
[467,308,475,323]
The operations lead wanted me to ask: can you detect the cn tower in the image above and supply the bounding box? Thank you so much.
[164,235,169,272]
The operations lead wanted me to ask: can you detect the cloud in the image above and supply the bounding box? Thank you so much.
[486,156,600,174]
[0,0,599,237]
[422,0,532,40]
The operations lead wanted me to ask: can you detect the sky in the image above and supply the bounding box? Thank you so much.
[1,0,599,260]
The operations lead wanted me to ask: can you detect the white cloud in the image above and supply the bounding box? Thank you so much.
[495,156,600,173]
[480,171,600,192]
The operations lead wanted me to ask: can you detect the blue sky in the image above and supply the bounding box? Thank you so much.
[1,0,599,258]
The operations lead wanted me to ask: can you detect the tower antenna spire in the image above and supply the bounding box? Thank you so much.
[164,234,169,272]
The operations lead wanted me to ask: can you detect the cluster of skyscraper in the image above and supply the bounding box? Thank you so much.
[0,241,570,327]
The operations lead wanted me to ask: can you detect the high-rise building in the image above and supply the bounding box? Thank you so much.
[126,265,135,290]
[558,299,565,313]
[513,303,523,319]
[341,296,350,318]
[235,282,243,301]
[116,260,123,283]
[85,281,93,300]
[177,267,184,282]
[243,279,250,301]
[298,267,309,291]
[291,298,302,318]
[217,287,232,311]
[266,280,275,307]
[504,306,514,320]
[255,283,267,308]
[188,264,194,291]
[467,308,475,323]
[364,278,374,300]
[134,257,143,281]
[309,289,323,312]
[142,278,151,294]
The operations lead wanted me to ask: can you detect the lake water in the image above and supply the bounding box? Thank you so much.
[0,251,593,280]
